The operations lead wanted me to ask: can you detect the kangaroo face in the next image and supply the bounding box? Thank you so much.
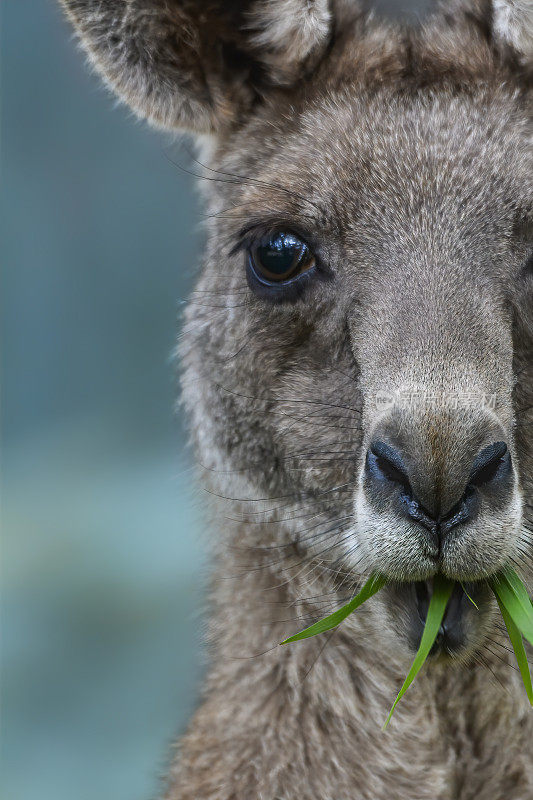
[185,80,532,656]
[62,0,532,659]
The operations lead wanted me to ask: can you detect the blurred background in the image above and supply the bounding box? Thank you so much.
[2,1,430,799]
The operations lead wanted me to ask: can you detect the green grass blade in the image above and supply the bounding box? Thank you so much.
[384,574,454,729]
[501,567,533,612]
[460,583,479,610]
[490,570,533,647]
[281,573,387,644]
[496,596,533,706]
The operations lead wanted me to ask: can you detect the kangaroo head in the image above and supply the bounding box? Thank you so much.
[63,0,533,659]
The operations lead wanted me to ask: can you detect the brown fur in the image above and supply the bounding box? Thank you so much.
[60,1,533,797]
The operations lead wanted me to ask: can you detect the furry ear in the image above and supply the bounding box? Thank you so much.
[492,0,533,61]
[59,0,333,133]
[439,0,533,64]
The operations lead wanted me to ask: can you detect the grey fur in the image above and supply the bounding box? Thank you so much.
[60,1,533,797]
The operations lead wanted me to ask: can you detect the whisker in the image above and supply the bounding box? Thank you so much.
[208,378,362,416]
[202,479,354,507]
[301,628,340,682]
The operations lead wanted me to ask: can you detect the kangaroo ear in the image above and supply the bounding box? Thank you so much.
[492,0,533,62]
[60,0,333,133]
[440,0,533,65]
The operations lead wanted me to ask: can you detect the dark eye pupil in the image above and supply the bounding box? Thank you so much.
[253,233,309,281]
[257,241,297,275]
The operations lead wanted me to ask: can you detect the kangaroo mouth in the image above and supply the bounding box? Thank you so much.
[392,578,484,656]
[415,579,474,654]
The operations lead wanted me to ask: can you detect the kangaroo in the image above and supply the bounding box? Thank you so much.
[60,1,533,797]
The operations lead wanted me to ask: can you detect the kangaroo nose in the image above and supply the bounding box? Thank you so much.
[365,439,513,549]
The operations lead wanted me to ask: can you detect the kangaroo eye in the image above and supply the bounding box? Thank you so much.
[248,233,315,283]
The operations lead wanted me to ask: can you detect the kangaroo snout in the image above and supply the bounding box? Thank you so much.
[356,404,522,583]
[364,436,514,553]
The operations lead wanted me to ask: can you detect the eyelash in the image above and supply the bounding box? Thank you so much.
[230,223,307,256]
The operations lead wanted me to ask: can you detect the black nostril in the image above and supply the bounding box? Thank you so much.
[469,441,510,488]
[367,441,411,488]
